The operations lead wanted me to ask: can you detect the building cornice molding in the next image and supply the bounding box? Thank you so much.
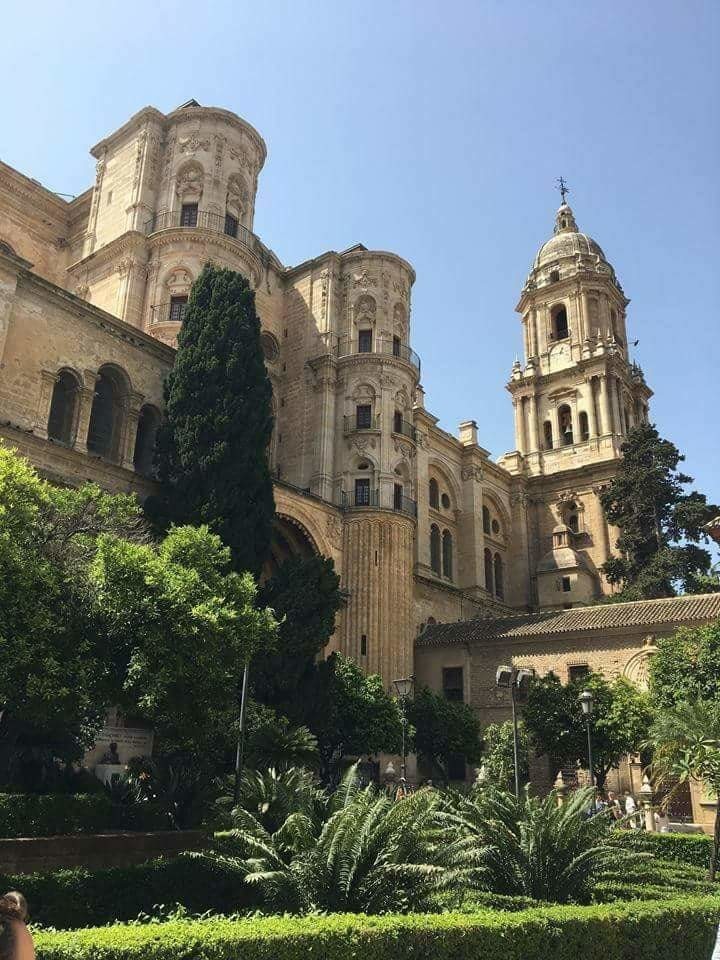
[0,162,72,225]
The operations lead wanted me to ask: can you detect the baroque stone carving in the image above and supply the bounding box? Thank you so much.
[352,269,377,289]
[175,162,204,201]
[461,465,484,482]
[325,515,343,546]
[178,135,211,155]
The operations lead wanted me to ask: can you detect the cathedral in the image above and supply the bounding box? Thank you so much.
[1,100,718,814]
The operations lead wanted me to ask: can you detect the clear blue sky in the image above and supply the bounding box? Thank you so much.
[2,1,718,529]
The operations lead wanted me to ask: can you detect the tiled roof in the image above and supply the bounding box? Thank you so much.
[416,593,720,648]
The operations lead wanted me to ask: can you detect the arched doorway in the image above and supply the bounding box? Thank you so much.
[263,513,319,581]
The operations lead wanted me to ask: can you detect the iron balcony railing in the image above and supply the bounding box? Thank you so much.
[393,418,417,442]
[344,414,381,433]
[340,488,417,518]
[334,336,421,373]
[150,301,182,325]
[144,209,258,249]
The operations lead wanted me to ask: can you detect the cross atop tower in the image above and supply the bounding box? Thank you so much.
[556,176,570,204]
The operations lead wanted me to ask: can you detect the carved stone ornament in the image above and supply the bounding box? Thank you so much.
[393,438,415,460]
[226,173,249,214]
[325,515,343,546]
[213,135,226,177]
[175,162,204,200]
[392,278,409,302]
[461,465,484,482]
[75,283,90,300]
[623,647,657,693]
[352,269,377,289]
[178,135,211,155]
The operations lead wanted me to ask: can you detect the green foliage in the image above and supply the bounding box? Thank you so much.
[90,524,279,759]
[242,703,319,772]
[0,443,140,784]
[151,265,275,577]
[600,422,719,599]
[648,700,720,878]
[650,620,720,708]
[408,687,482,780]
[254,555,344,717]
[523,671,653,788]
[0,793,112,838]
[440,786,638,904]
[0,854,253,929]
[33,898,720,960]
[218,767,326,836]
[607,829,712,870]
[236,774,445,914]
[479,720,530,792]
[302,654,403,780]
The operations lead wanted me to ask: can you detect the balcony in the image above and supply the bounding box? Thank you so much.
[334,336,421,374]
[340,488,417,518]
[144,209,259,251]
[392,417,417,442]
[344,414,381,434]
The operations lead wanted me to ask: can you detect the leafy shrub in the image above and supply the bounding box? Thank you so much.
[1,854,256,929]
[0,793,112,838]
[34,897,720,960]
[609,830,712,869]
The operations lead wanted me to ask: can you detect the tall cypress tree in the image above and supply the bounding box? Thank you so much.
[600,422,719,600]
[151,264,275,576]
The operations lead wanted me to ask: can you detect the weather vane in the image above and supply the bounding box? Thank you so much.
[556,177,570,204]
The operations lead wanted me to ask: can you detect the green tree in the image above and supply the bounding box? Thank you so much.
[650,620,720,708]
[408,687,482,781]
[649,700,720,879]
[480,720,530,793]
[90,524,279,759]
[254,555,344,716]
[0,443,138,785]
[151,264,275,577]
[303,654,403,781]
[523,672,653,789]
[600,422,719,600]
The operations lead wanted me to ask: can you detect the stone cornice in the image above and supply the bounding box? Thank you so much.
[17,268,175,365]
[147,229,263,284]
[67,231,147,276]
[339,248,416,285]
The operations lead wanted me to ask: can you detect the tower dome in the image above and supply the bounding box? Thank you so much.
[532,202,607,271]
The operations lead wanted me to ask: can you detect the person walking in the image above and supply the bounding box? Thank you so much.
[624,790,639,829]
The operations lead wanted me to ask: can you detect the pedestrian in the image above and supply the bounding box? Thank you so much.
[606,790,623,822]
[624,790,639,828]
[0,891,34,960]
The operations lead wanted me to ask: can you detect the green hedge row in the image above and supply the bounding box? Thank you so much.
[611,830,712,868]
[34,897,720,960]
[1,854,256,929]
[0,793,112,838]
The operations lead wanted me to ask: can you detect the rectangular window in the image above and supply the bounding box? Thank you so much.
[394,483,403,511]
[358,329,373,353]
[356,404,372,429]
[393,335,401,358]
[360,634,367,656]
[562,576,572,592]
[393,410,403,433]
[224,213,239,238]
[442,667,464,703]
[568,664,589,683]
[180,203,198,227]
[355,477,370,506]
[169,295,189,324]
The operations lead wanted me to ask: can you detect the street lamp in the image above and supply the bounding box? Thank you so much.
[393,676,415,784]
[496,665,535,799]
[579,689,595,792]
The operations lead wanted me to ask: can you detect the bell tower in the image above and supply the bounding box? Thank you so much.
[502,194,653,608]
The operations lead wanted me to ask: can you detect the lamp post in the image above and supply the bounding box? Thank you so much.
[579,689,595,794]
[392,676,414,785]
[496,665,535,799]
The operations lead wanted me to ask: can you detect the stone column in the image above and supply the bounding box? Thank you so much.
[513,398,526,454]
[527,394,539,452]
[598,374,612,435]
[611,377,623,436]
[34,370,58,440]
[529,308,538,357]
[120,394,144,471]
[73,371,99,454]
[586,378,598,438]
[309,357,337,501]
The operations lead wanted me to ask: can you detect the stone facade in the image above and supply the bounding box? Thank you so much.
[0,99,709,709]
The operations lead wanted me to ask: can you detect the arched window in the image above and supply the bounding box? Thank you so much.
[551,305,569,340]
[549,269,560,283]
[579,411,589,442]
[484,548,494,594]
[442,530,453,581]
[430,525,441,575]
[429,478,439,509]
[543,420,554,450]
[133,405,161,476]
[568,513,579,534]
[494,553,504,599]
[482,505,491,535]
[47,370,80,445]
[87,366,127,462]
[558,404,573,445]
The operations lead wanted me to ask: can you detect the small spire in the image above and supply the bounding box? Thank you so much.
[556,176,570,204]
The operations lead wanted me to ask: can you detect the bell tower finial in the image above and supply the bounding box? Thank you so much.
[556,176,570,204]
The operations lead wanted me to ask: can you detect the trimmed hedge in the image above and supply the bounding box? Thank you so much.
[0,793,112,838]
[0,854,256,929]
[34,897,720,960]
[611,830,712,869]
